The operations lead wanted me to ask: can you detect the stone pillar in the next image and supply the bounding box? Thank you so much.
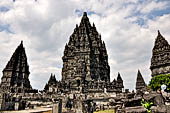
[53,99,62,113]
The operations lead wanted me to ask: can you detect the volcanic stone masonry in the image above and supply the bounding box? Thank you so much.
[1,12,170,113]
[150,30,170,77]
[43,12,124,94]
[62,12,110,83]
[0,41,32,93]
[44,73,58,93]
[61,12,124,93]
[136,70,146,91]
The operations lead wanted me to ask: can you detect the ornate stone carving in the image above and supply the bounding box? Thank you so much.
[43,12,124,94]
[150,30,170,76]
[62,12,110,86]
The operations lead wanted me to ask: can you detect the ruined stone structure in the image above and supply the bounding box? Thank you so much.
[0,41,32,93]
[136,70,146,91]
[150,31,170,76]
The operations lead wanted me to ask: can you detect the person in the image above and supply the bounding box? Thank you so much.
[161,84,167,92]
[65,97,72,110]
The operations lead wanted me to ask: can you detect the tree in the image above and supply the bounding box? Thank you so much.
[149,74,170,91]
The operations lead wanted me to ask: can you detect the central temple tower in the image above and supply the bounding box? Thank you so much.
[62,12,110,87]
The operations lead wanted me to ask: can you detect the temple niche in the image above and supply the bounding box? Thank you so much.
[0,41,33,93]
[150,31,170,77]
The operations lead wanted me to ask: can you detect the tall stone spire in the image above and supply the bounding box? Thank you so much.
[3,41,29,73]
[62,12,110,87]
[0,41,32,93]
[48,73,57,85]
[44,73,58,93]
[136,70,146,91]
[150,30,170,76]
[117,72,123,82]
[153,30,169,50]
[116,72,124,92]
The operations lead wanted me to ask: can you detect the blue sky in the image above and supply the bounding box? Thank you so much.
[0,0,170,90]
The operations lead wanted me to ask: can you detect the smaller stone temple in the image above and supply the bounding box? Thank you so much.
[150,30,170,76]
[44,73,59,93]
[136,70,146,91]
[117,72,124,92]
[0,41,33,93]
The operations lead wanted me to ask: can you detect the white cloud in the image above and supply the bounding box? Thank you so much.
[0,0,170,90]
[139,1,169,14]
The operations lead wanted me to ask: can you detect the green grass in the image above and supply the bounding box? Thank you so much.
[94,109,115,113]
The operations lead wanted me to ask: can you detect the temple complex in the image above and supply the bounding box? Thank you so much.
[150,31,170,76]
[1,12,170,113]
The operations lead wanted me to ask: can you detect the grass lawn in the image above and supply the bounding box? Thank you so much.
[94,109,115,113]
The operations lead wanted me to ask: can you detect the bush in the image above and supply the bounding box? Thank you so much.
[141,99,153,113]
[148,74,170,91]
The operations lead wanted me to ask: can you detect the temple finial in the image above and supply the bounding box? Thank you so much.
[138,69,140,72]
[117,72,122,81]
[83,12,87,17]
[19,40,24,48]
[158,30,161,36]
[81,12,88,21]
[93,23,95,27]
[21,40,23,45]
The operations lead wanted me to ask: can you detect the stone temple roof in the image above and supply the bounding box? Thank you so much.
[48,73,57,85]
[150,30,170,70]
[136,70,146,90]
[3,41,29,73]
[153,30,169,50]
